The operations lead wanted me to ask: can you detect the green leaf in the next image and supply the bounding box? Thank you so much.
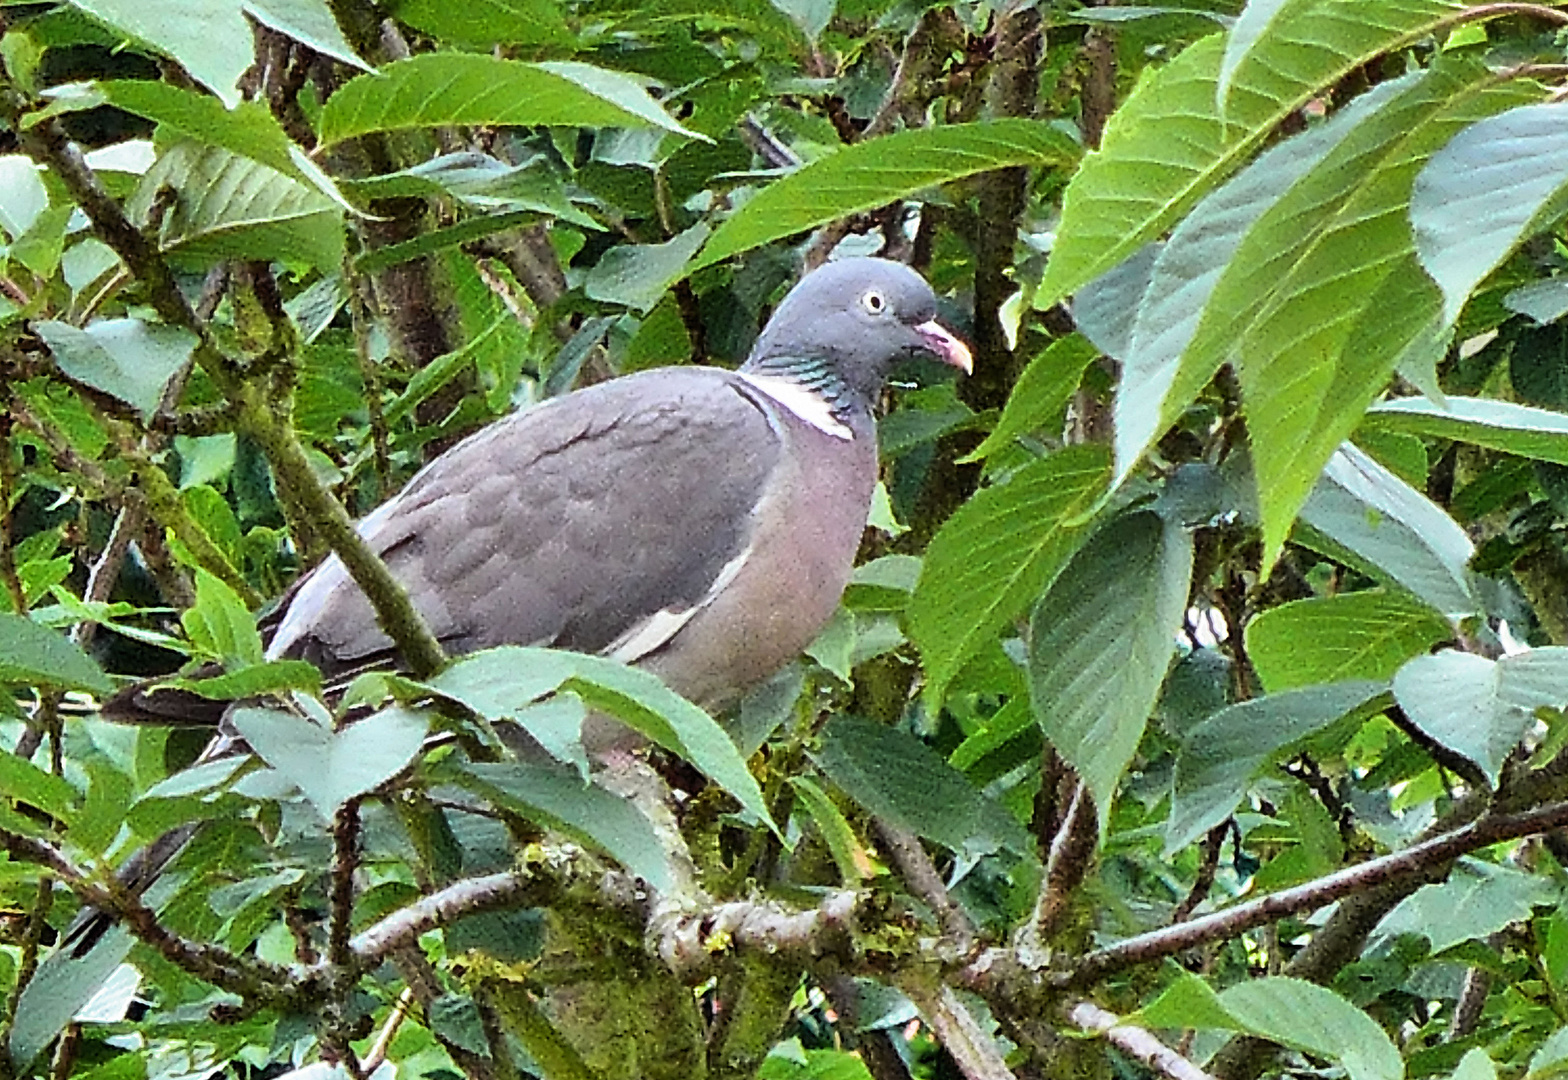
[758,1041,876,1080]
[1413,102,1568,326]
[180,569,262,669]
[318,55,702,146]
[245,0,370,73]
[1235,65,1537,566]
[813,716,1033,861]
[1169,681,1385,852]
[128,141,344,269]
[426,647,772,828]
[231,704,430,818]
[1217,977,1402,1080]
[0,612,112,694]
[1298,444,1477,618]
[788,775,876,884]
[451,760,674,892]
[11,926,133,1070]
[1362,395,1568,464]
[1245,590,1452,692]
[96,81,353,211]
[66,0,255,105]
[384,0,571,45]
[961,336,1097,462]
[1454,1049,1498,1080]
[696,120,1079,269]
[1392,647,1568,785]
[182,659,322,700]
[1377,859,1556,953]
[584,224,711,312]
[1104,71,1411,485]
[908,443,1110,708]
[1029,510,1192,833]
[1136,970,1243,1032]
[0,745,81,823]
[1038,0,1467,306]
[33,318,195,420]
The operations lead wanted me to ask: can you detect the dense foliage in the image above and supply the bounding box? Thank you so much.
[6,1,1568,1078]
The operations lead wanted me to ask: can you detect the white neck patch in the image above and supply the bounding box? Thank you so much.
[737,371,854,441]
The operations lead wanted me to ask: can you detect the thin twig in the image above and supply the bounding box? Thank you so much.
[329,798,362,970]
[875,819,975,954]
[1068,1002,1216,1080]
[899,979,1016,1080]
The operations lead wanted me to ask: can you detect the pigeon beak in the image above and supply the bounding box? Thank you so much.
[915,319,973,374]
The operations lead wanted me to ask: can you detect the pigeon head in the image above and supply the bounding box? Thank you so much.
[743,257,971,413]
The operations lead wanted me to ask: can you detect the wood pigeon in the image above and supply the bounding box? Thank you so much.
[121,256,970,726]
[16,258,968,1069]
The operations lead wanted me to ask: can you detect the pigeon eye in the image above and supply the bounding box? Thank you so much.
[860,290,887,315]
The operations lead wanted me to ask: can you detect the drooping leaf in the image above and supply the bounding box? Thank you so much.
[0,744,81,823]
[1392,647,1568,785]
[33,318,195,420]
[96,81,352,210]
[1109,71,1412,484]
[696,120,1079,269]
[10,926,133,1069]
[1412,101,1568,326]
[127,141,344,269]
[1297,444,1477,618]
[812,716,1033,861]
[908,444,1110,708]
[426,647,771,828]
[0,612,113,695]
[1169,681,1386,853]
[789,775,878,884]
[1038,0,1466,307]
[1029,510,1193,833]
[318,55,702,145]
[1362,395,1568,464]
[1245,590,1452,692]
[451,760,675,892]
[1217,978,1402,1080]
[231,705,431,818]
[65,0,255,105]
[1376,859,1556,953]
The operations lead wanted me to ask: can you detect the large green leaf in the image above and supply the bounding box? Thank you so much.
[584,224,711,312]
[318,55,701,146]
[1218,978,1402,1080]
[1245,590,1451,692]
[231,705,431,819]
[0,612,112,695]
[33,318,195,420]
[1298,444,1477,618]
[812,716,1033,861]
[451,761,674,892]
[1029,510,1193,833]
[426,648,772,828]
[1377,859,1556,953]
[1037,0,1466,307]
[180,569,262,669]
[1169,680,1385,852]
[1362,395,1568,464]
[1236,66,1538,566]
[695,120,1079,269]
[908,444,1110,708]
[1392,647,1568,785]
[127,141,344,269]
[1102,75,1409,484]
[97,81,352,210]
[1412,102,1568,326]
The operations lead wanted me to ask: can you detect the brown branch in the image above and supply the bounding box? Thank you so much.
[1058,796,1568,990]
[899,978,1016,1080]
[329,799,361,970]
[875,819,975,954]
[0,828,287,999]
[1068,1002,1216,1080]
[1026,782,1095,946]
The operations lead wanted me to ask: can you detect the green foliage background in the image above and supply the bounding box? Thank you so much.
[4,1,1568,1079]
